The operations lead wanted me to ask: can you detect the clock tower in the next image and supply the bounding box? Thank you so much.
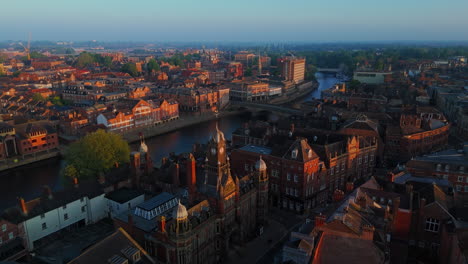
[203,124,235,198]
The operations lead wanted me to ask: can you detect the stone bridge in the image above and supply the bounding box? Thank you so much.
[230,101,302,116]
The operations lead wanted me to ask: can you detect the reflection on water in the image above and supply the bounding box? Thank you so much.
[0,115,248,211]
[301,72,339,101]
[0,74,339,211]
[134,115,248,166]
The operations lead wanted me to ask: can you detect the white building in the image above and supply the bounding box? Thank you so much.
[2,182,107,251]
[105,187,145,218]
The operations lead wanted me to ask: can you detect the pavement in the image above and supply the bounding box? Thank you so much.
[33,219,115,264]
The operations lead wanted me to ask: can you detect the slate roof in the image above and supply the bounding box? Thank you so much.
[68,228,155,264]
[2,180,104,224]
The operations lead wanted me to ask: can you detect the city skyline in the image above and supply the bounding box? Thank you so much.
[2,0,468,42]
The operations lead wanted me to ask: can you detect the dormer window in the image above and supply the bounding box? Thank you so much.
[436,164,442,171]
[445,165,450,172]
[291,148,298,159]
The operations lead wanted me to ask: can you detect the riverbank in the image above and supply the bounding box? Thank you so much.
[0,149,61,172]
[121,109,246,143]
[270,81,318,105]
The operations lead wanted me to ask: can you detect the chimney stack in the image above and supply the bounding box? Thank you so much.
[18,197,27,215]
[158,216,166,233]
[356,195,367,208]
[315,213,326,227]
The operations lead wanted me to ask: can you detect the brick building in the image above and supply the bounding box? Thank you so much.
[385,109,450,164]
[97,99,178,132]
[114,127,269,263]
[0,122,59,160]
[230,126,378,212]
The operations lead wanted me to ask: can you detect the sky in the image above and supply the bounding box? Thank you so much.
[1,0,468,42]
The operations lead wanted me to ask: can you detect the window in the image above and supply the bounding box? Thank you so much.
[295,189,299,197]
[341,162,345,171]
[1,224,6,232]
[457,185,462,192]
[40,214,45,219]
[458,176,464,182]
[287,173,291,181]
[294,174,298,183]
[64,213,69,220]
[244,164,249,172]
[425,218,440,232]
[443,175,449,180]
[42,223,47,230]
[8,232,13,240]
[330,167,334,175]
[81,206,86,212]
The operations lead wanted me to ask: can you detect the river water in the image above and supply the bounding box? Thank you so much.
[0,74,338,211]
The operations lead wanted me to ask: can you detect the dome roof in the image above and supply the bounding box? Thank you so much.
[139,141,148,153]
[172,200,188,220]
[255,156,267,171]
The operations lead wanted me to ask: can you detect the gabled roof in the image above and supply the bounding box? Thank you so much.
[282,138,319,163]
[67,228,155,264]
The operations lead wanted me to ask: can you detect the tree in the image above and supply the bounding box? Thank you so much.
[64,164,79,179]
[348,80,361,93]
[50,96,64,106]
[32,93,46,102]
[121,63,138,77]
[147,58,160,73]
[65,130,130,179]
[75,52,96,68]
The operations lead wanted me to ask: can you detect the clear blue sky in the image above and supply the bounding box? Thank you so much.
[2,0,468,42]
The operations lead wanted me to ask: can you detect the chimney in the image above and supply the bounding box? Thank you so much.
[18,197,27,215]
[356,196,367,208]
[420,197,426,209]
[187,154,197,202]
[158,216,166,233]
[73,177,79,188]
[172,163,180,186]
[315,213,326,227]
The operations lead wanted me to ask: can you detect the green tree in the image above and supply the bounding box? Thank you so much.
[75,52,96,68]
[50,96,64,106]
[32,93,47,102]
[147,58,160,73]
[66,130,130,179]
[64,164,79,179]
[121,62,138,77]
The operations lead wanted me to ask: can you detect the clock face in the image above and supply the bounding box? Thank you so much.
[219,147,224,154]
[211,148,216,155]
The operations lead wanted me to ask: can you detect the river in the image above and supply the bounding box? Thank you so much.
[0,74,338,211]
